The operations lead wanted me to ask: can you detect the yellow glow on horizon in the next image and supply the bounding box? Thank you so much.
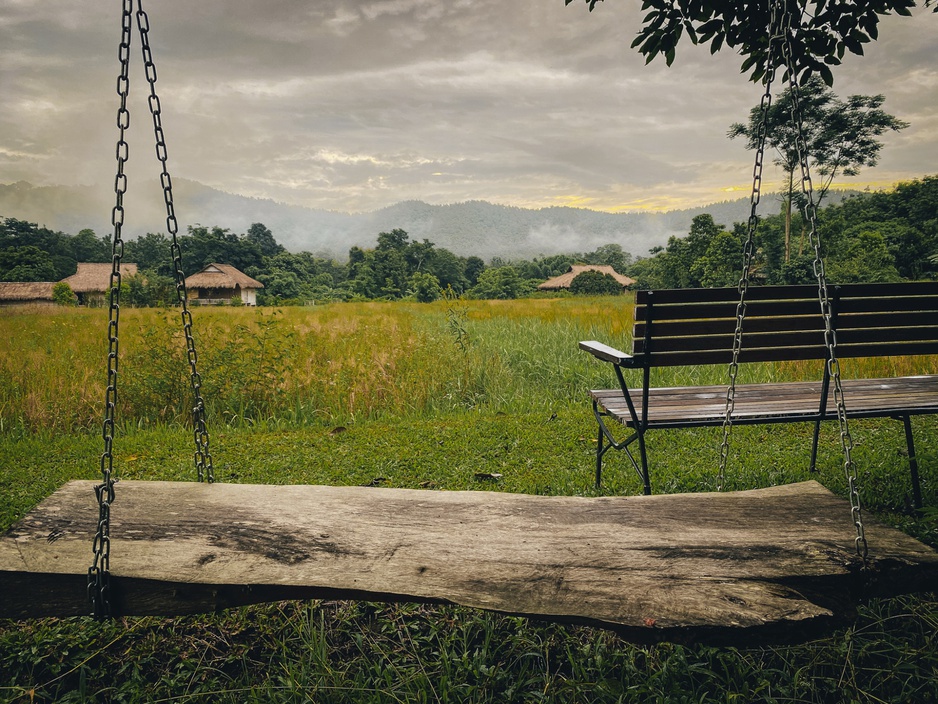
[540,176,918,215]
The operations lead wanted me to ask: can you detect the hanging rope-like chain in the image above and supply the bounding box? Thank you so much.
[779,16,867,559]
[717,3,780,492]
[88,0,134,619]
[137,0,213,483]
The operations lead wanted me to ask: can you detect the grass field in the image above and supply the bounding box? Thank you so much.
[1,297,937,702]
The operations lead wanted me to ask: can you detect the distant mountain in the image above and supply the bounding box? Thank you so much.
[0,180,857,261]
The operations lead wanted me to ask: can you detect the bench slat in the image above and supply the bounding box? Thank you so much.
[635,311,938,340]
[635,281,938,306]
[636,296,938,323]
[633,340,938,367]
[634,326,938,355]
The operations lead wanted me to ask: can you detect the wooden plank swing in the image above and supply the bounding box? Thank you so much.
[3,479,938,645]
[2,0,937,647]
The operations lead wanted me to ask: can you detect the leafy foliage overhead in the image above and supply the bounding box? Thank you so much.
[567,0,931,84]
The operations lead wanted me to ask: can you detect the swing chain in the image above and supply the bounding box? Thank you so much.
[137,0,214,483]
[89,0,135,619]
[718,2,780,491]
[779,18,867,559]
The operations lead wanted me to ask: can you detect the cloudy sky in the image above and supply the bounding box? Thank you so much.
[1,0,935,215]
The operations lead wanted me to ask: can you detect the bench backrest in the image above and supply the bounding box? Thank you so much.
[632,282,938,368]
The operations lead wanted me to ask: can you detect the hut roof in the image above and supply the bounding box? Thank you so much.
[537,265,635,290]
[0,281,56,302]
[185,263,264,290]
[60,263,139,293]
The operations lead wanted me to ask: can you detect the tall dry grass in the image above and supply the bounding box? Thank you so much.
[0,298,628,431]
[1,295,934,433]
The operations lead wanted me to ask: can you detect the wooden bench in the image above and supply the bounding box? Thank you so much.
[580,282,938,507]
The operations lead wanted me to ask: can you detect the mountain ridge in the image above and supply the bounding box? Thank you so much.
[0,179,855,260]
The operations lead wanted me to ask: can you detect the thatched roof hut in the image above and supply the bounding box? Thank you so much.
[537,265,635,291]
[58,262,138,305]
[0,281,56,306]
[185,263,264,306]
[60,262,139,293]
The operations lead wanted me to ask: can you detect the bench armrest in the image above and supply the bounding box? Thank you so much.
[579,340,633,365]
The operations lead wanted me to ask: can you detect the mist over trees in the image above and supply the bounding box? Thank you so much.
[2,176,936,303]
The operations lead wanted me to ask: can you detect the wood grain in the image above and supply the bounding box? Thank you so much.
[590,376,938,426]
[3,480,938,644]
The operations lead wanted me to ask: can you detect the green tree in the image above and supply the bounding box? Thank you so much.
[257,269,304,303]
[658,214,728,288]
[826,229,901,282]
[376,229,409,253]
[568,0,929,85]
[691,231,745,287]
[776,254,817,284]
[729,77,907,261]
[348,246,367,279]
[585,243,633,272]
[71,229,111,263]
[373,248,409,299]
[627,252,669,290]
[427,249,468,293]
[569,270,622,295]
[410,271,441,302]
[823,175,938,279]
[180,225,263,274]
[405,238,435,272]
[469,266,528,300]
[463,256,486,286]
[245,223,284,259]
[0,245,57,281]
[124,232,173,276]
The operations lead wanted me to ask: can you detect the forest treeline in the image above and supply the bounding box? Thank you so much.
[1,175,936,305]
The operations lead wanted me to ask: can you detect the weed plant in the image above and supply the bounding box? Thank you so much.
[1,297,937,702]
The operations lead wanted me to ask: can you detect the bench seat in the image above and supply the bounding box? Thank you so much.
[590,375,938,428]
[581,282,938,506]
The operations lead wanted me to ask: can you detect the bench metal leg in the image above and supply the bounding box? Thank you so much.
[900,415,923,510]
[809,419,822,472]
[592,402,649,493]
[595,422,605,488]
[636,430,651,496]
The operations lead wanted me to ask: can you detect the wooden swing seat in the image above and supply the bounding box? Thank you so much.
[2,479,938,644]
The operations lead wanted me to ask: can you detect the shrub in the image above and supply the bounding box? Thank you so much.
[569,270,622,295]
[51,281,75,306]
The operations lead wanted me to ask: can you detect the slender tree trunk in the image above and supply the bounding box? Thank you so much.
[784,170,794,264]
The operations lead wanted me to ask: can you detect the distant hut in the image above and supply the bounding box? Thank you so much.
[184,263,264,306]
[60,262,139,306]
[537,265,635,292]
[0,281,56,307]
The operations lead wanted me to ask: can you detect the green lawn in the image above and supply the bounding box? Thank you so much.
[1,299,937,702]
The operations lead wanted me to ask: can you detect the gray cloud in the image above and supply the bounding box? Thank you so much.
[0,0,935,217]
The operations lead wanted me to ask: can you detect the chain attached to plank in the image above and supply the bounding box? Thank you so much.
[137,0,214,483]
[779,11,867,558]
[89,0,216,617]
[89,0,135,619]
[718,3,781,492]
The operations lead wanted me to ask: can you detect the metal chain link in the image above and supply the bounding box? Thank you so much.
[89,0,134,619]
[779,14,867,558]
[718,3,780,492]
[137,0,214,483]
